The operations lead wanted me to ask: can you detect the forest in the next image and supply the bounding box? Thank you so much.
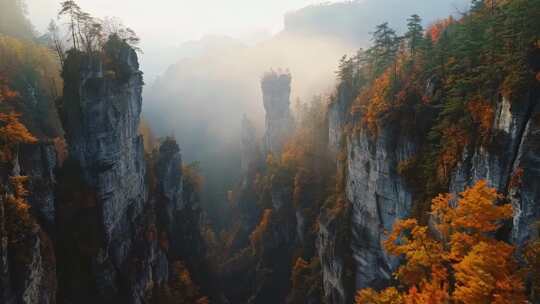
[0,0,539,303]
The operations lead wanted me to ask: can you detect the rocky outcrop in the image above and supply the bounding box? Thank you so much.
[0,143,57,304]
[317,207,349,304]
[328,82,355,154]
[18,143,57,228]
[155,138,184,212]
[261,70,294,155]
[154,137,204,263]
[346,128,415,289]
[60,43,147,249]
[56,38,168,303]
[450,92,540,246]
[330,85,540,297]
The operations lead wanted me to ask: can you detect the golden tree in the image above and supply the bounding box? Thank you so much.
[356,180,527,304]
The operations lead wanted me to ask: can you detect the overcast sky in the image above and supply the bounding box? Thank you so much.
[25,0,468,81]
[26,0,330,79]
[26,0,326,41]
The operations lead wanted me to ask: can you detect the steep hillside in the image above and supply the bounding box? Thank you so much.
[226,0,540,303]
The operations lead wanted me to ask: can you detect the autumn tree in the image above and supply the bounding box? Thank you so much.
[250,209,272,255]
[356,180,527,304]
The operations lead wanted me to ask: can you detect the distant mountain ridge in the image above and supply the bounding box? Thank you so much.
[283,0,470,46]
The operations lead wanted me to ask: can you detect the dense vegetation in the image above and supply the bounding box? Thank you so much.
[1,0,540,303]
[326,0,540,302]
[355,181,536,303]
[336,0,540,219]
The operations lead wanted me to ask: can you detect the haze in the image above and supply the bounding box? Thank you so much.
[25,0,470,227]
[26,0,328,80]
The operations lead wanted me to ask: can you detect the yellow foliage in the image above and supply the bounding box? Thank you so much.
[360,68,393,136]
[4,176,35,246]
[0,34,62,99]
[0,112,37,161]
[453,241,525,304]
[355,287,403,304]
[356,180,526,304]
[249,209,272,254]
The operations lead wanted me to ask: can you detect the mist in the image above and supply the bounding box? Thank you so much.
[24,0,470,226]
[141,0,469,227]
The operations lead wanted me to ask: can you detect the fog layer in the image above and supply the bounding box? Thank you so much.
[142,0,469,226]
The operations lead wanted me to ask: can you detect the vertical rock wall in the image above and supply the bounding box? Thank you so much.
[261,71,294,156]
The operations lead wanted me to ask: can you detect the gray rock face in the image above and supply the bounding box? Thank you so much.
[335,90,539,296]
[449,93,540,246]
[261,71,294,155]
[328,82,355,154]
[156,138,184,212]
[62,47,147,248]
[18,143,57,227]
[59,41,157,302]
[241,115,259,175]
[317,209,347,304]
[346,129,415,289]
[0,200,48,304]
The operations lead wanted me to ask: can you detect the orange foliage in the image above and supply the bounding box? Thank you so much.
[250,209,273,254]
[427,17,454,42]
[166,261,209,304]
[356,180,526,304]
[0,75,19,102]
[437,126,469,183]
[355,287,402,304]
[467,98,494,139]
[453,241,524,304]
[361,68,393,136]
[291,257,309,290]
[4,176,35,246]
[536,72,540,82]
[0,112,37,161]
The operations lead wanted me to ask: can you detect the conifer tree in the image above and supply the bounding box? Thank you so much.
[405,14,424,57]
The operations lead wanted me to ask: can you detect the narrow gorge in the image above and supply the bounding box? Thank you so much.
[0,0,539,303]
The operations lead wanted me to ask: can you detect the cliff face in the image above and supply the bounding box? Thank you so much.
[450,92,540,246]
[54,39,205,304]
[346,129,415,289]
[261,71,294,155]
[60,44,147,249]
[58,41,150,302]
[325,78,540,297]
[0,143,57,304]
[327,82,355,154]
[321,93,416,299]
[317,205,352,304]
